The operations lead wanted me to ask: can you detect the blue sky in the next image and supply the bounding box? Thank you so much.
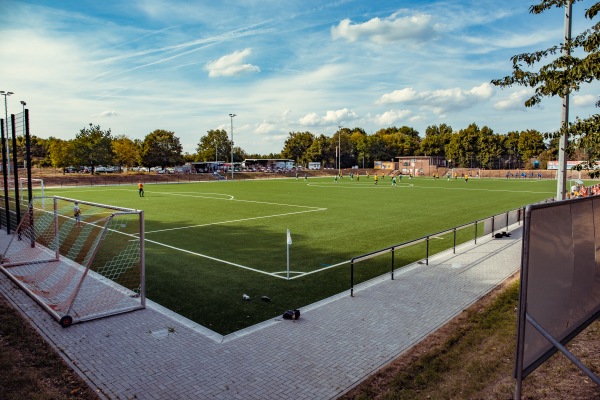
[1,0,598,155]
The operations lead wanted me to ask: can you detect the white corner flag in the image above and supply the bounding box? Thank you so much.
[286,229,292,280]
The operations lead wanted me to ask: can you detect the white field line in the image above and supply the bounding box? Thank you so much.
[144,238,287,279]
[145,190,326,234]
[145,208,326,234]
[162,191,323,210]
[284,259,351,280]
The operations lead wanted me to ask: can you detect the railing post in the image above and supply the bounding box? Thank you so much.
[474,220,478,245]
[453,228,457,254]
[491,216,495,238]
[426,235,430,265]
[506,211,509,231]
[391,247,395,280]
[350,260,354,297]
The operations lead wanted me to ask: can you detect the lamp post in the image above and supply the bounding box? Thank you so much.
[229,113,236,179]
[338,125,342,177]
[0,91,14,177]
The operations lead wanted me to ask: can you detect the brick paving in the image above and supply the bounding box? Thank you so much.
[0,226,523,400]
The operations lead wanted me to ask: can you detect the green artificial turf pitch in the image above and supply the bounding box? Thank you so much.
[44,175,557,334]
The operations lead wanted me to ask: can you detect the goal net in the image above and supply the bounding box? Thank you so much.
[0,196,145,327]
[18,178,44,204]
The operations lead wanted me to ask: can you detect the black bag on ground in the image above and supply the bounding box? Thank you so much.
[283,309,300,320]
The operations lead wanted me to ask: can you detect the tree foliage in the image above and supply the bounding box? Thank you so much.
[492,0,600,174]
[141,129,183,167]
[112,135,140,167]
[196,129,230,162]
[72,124,113,171]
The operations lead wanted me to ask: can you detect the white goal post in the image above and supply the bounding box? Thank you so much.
[18,177,44,202]
[0,195,145,327]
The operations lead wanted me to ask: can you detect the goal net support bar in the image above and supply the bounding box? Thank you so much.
[0,196,145,327]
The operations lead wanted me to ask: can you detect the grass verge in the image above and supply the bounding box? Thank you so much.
[340,277,600,400]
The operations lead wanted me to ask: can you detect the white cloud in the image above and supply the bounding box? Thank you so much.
[572,94,598,107]
[205,48,260,77]
[331,12,436,44]
[255,122,276,134]
[493,89,533,111]
[99,111,119,117]
[375,110,412,126]
[298,108,358,126]
[377,83,494,113]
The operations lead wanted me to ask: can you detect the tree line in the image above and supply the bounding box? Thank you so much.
[13,121,585,171]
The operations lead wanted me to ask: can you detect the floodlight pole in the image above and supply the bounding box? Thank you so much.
[556,1,572,201]
[229,113,236,179]
[338,125,342,177]
[0,91,13,178]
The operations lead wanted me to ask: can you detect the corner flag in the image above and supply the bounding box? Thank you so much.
[287,229,292,246]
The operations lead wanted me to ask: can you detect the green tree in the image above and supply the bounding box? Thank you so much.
[477,126,503,169]
[420,124,453,157]
[112,135,140,168]
[48,138,74,172]
[141,129,183,167]
[504,131,521,169]
[72,124,113,172]
[492,0,600,175]
[281,132,315,166]
[349,129,369,168]
[445,123,481,168]
[518,129,546,162]
[15,135,48,167]
[196,129,230,162]
[305,134,332,167]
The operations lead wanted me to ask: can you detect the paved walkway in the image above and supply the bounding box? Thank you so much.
[0,225,523,400]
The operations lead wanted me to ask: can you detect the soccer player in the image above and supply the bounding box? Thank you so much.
[392,176,397,187]
[138,182,144,197]
[74,202,82,227]
[374,175,378,185]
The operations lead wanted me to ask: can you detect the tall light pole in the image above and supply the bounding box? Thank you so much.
[338,125,342,177]
[21,101,26,170]
[556,1,573,200]
[229,113,236,179]
[0,91,14,177]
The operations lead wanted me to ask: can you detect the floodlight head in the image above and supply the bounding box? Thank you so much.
[20,101,26,106]
[229,113,236,118]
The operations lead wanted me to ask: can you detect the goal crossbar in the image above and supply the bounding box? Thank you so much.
[0,195,145,327]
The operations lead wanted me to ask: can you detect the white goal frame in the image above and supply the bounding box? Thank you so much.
[18,177,44,204]
[0,195,145,327]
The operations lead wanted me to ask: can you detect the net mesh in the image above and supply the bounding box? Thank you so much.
[1,196,144,325]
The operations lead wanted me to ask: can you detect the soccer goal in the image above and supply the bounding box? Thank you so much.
[0,196,145,327]
[18,178,44,204]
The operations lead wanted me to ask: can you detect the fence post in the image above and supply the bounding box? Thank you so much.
[491,216,495,238]
[391,248,395,280]
[426,236,430,265]
[505,211,509,231]
[474,220,478,245]
[350,260,354,297]
[453,228,457,254]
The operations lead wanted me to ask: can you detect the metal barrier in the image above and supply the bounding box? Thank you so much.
[349,206,529,296]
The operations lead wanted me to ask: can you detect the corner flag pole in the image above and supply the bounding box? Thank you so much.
[286,229,292,280]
